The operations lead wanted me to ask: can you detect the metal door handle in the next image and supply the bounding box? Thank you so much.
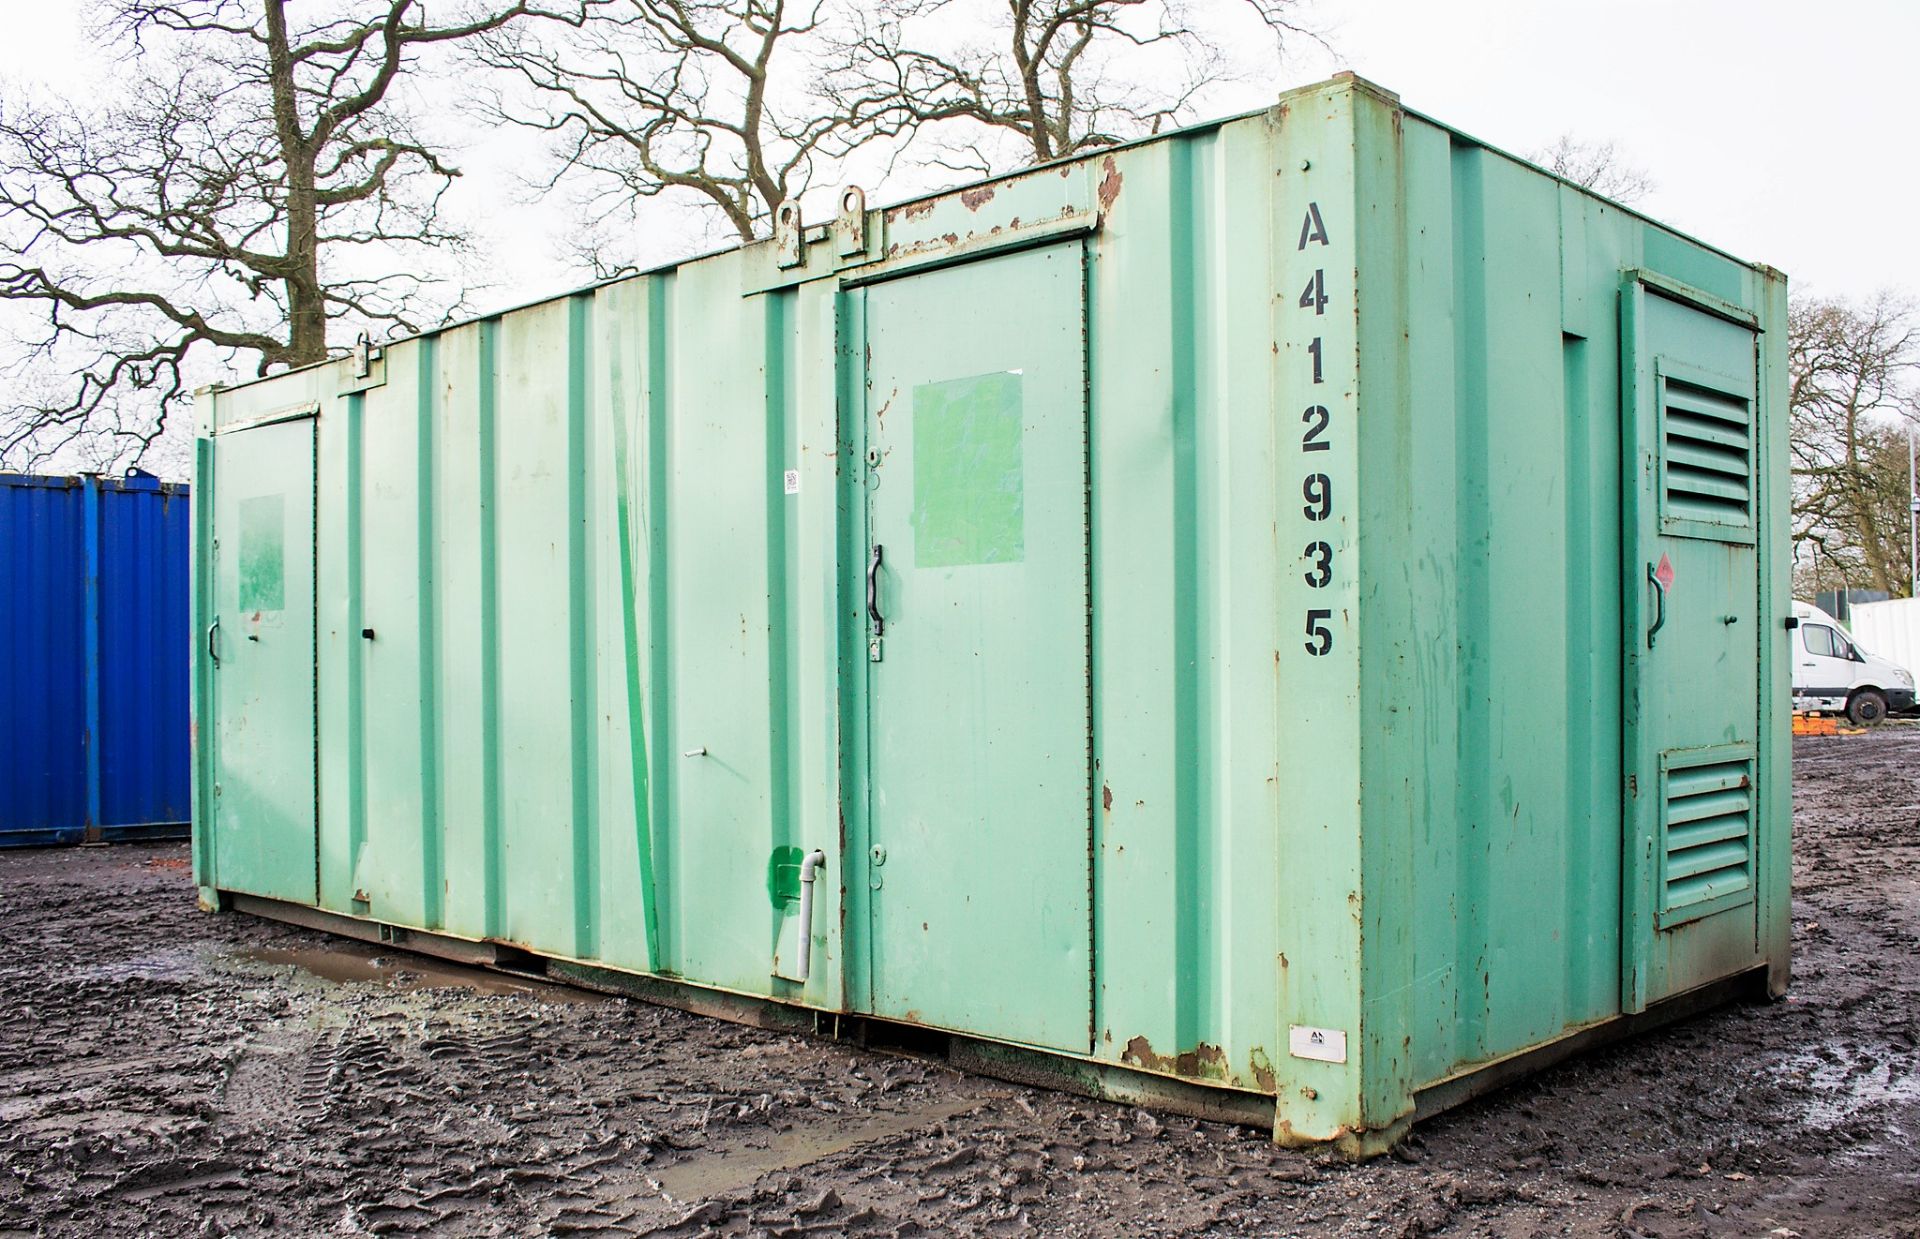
[867,543,885,637]
[1646,563,1666,649]
[207,618,221,666]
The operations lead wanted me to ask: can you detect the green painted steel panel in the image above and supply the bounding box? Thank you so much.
[192,74,1790,1149]
[206,416,317,903]
[861,243,1092,1053]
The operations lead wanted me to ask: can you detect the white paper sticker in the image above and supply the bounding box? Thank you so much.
[1289,1024,1348,1064]
[784,469,801,495]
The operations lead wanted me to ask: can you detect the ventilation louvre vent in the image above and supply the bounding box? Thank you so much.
[1662,377,1752,530]
[1662,754,1753,922]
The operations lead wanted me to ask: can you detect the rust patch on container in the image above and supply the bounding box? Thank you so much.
[888,199,937,222]
[1185,1042,1228,1078]
[1273,1117,1352,1146]
[1122,1036,1228,1080]
[1122,1035,1160,1070]
[1101,785,1113,812]
[960,185,996,211]
[1251,1047,1277,1092]
[940,232,959,246]
[1097,157,1123,213]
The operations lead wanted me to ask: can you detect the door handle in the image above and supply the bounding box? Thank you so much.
[1645,563,1666,649]
[207,617,221,666]
[867,543,885,637]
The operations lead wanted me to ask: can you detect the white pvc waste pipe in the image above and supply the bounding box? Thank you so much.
[795,849,828,982]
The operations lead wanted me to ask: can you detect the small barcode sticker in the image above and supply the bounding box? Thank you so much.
[784,469,801,495]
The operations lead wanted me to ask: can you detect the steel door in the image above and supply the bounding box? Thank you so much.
[210,415,318,902]
[861,243,1092,1052]
[1621,278,1764,1011]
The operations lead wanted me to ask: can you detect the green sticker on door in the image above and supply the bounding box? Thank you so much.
[911,371,1025,567]
[238,494,286,611]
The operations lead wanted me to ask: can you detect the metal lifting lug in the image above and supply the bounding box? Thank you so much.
[774,201,804,269]
[351,331,375,379]
[836,185,867,257]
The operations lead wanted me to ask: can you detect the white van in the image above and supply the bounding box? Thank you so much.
[1791,601,1916,725]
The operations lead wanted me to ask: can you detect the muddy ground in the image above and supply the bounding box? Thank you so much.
[2,731,1918,1238]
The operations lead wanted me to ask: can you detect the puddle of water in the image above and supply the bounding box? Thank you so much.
[652,1098,981,1202]
[71,946,206,984]
[1778,1049,1920,1129]
[233,945,604,1005]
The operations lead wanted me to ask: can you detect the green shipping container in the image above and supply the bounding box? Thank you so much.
[193,75,1790,1154]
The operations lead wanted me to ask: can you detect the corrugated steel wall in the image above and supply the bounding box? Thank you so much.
[195,76,1789,1147]
[0,473,191,845]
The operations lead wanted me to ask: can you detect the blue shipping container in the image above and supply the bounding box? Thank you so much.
[0,471,191,846]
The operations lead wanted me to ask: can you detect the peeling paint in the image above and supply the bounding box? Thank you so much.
[960,185,996,211]
[1250,1047,1277,1093]
[1097,157,1123,213]
[1122,1035,1228,1080]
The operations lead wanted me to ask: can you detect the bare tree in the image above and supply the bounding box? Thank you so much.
[0,0,590,471]
[830,0,1314,176]
[1530,134,1655,205]
[1790,293,1919,597]
[475,0,902,257]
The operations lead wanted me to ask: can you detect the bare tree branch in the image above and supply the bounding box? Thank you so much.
[0,0,595,472]
[827,0,1317,172]
[472,0,908,246]
[1530,133,1655,205]
[1789,292,1920,598]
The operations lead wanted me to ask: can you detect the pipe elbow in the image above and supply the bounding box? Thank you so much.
[790,849,829,984]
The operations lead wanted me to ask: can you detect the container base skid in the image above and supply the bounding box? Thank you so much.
[3,822,191,849]
[215,892,1773,1157]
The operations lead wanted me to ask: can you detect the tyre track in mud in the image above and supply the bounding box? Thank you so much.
[2,727,1918,1236]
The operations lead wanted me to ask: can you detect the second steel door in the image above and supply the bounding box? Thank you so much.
[862,243,1092,1052]
[1621,279,1764,1011]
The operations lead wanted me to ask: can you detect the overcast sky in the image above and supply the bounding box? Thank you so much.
[1302,0,1917,305]
[1,0,1911,310]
